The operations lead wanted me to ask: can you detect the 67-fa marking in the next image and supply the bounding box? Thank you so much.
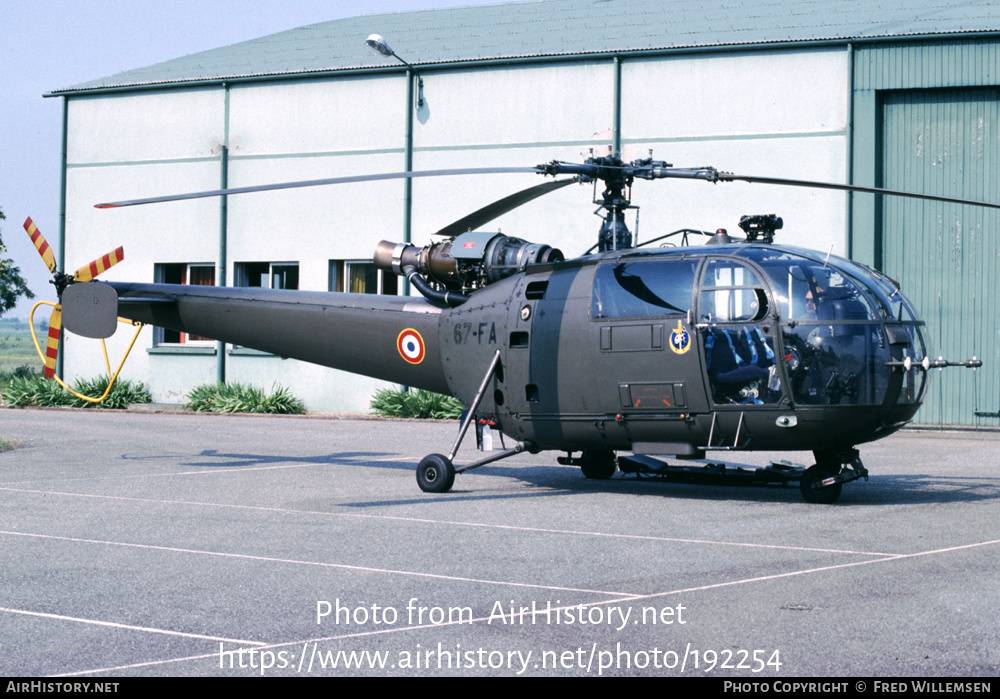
[454,322,497,345]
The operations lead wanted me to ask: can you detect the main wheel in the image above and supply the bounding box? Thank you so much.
[580,450,617,480]
[799,464,843,504]
[417,453,456,493]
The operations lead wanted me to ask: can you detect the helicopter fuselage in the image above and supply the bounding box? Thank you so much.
[103,241,927,460]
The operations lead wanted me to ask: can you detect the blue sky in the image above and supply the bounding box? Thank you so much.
[2,0,501,317]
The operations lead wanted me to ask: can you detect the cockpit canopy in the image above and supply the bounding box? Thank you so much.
[592,245,926,408]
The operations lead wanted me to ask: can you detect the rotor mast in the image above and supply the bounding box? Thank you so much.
[538,154,675,252]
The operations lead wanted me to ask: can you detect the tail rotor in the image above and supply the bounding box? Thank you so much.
[21,217,125,378]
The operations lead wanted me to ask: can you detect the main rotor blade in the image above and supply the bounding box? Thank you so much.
[433,178,580,237]
[95,166,544,209]
[730,173,1000,210]
[653,167,1000,210]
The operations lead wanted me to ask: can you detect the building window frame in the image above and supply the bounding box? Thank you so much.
[235,261,300,290]
[329,260,398,295]
[153,262,216,345]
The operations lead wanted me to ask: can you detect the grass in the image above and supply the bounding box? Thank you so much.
[370,387,464,420]
[185,382,305,414]
[0,319,48,374]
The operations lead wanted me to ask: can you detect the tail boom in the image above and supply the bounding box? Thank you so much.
[104,282,450,393]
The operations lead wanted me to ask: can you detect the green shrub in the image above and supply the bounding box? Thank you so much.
[0,373,150,409]
[0,365,40,382]
[2,374,71,407]
[185,382,305,414]
[68,376,152,409]
[370,387,464,419]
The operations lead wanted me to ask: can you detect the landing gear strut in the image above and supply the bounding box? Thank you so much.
[416,349,527,493]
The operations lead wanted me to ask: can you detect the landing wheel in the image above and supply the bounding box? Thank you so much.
[799,464,842,504]
[580,450,617,480]
[417,453,455,493]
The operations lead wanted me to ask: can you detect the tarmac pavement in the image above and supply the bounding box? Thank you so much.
[1,407,998,677]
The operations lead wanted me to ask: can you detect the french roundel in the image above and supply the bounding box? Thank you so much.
[397,329,426,364]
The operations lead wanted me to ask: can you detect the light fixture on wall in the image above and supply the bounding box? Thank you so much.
[366,34,425,107]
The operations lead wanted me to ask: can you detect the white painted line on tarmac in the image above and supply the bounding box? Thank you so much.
[0,529,638,599]
[341,512,904,557]
[0,486,901,557]
[0,606,265,646]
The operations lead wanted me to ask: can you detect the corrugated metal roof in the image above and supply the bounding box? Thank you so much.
[52,0,1000,94]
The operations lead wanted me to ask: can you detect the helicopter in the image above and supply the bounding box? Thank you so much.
[22,154,989,503]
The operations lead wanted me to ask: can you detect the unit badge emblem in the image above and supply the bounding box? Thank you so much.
[670,320,691,355]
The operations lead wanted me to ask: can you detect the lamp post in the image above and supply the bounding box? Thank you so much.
[366,34,424,107]
[366,34,424,392]
[366,32,422,298]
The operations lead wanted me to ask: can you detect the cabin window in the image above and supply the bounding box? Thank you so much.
[591,259,698,319]
[153,263,214,344]
[235,261,299,290]
[329,260,398,295]
[699,260,769,323]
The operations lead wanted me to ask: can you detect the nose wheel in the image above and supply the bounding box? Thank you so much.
[799,449,866,504]
[799,464,843,504]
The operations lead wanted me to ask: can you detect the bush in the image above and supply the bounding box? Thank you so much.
[2,375,72,407]
[185,382,305,414]
[370,387,464,419]
[0,365,40,382]
[69,375,152,409]
[0,373,150,409]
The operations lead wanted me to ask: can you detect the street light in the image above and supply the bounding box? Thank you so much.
[366,32,424,385]
[365,33,424,107]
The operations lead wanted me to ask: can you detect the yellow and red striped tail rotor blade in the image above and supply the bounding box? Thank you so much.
[73,246,124,282]
[23,217,58,273]
[43,306,62,379]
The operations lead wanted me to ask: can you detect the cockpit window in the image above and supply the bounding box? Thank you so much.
[742,249,880,323]
[834,258,919,322]
[736,247,926,406]
[591,259,698,319]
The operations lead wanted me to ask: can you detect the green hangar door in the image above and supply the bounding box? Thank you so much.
[881,88,1000,426]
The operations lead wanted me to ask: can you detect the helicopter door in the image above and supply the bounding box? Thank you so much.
[590,258,709,422]
[698,259,782,406]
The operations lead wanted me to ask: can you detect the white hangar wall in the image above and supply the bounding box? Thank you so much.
[63,88,225,405]
[620,48,848,257]
[61,47,850,412]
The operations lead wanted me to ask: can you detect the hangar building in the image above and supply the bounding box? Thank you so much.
[47,0,999,425]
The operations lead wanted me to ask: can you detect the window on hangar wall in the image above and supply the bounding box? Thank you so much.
[329,260,398,295]
[235,261,300,290]
[153,263,215,344]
